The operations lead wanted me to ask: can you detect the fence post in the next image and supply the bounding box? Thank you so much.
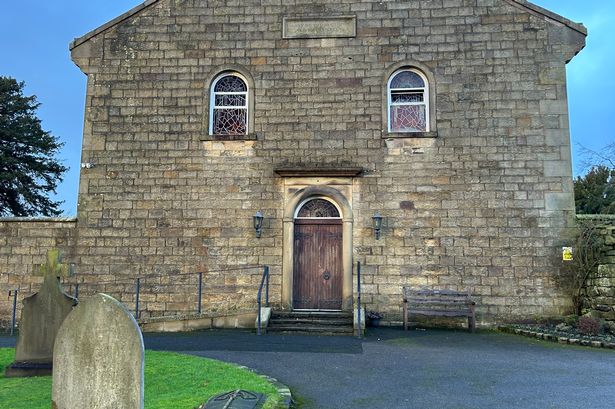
[135,278,141,318]
[9,289,18,336]
[197,272,203,315]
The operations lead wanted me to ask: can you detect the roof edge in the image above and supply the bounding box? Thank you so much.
[70,0,588,51]
[504,0,587,36]
[70,0,163,50]
[0,217,77,223]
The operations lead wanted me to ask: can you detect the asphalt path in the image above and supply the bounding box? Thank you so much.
[3,328,615,408]
[145,328,615,409]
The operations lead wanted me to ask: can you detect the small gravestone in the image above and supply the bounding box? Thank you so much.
[5,249,77,377]
[52,293,144,409]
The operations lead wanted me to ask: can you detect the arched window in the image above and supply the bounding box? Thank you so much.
[387,68,429,132]
[295,198,341,219]
[209,73,248,135]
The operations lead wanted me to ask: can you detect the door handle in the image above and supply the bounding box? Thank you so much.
[322,271,331,280]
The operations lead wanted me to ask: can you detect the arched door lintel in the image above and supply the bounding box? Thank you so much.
[284,185,353,222]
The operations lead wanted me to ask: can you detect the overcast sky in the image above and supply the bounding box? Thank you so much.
[1,1,613,216]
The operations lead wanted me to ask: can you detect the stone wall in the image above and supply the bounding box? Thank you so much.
[0,219,77,328]
[0,0,586,327]
[579,215,615,321]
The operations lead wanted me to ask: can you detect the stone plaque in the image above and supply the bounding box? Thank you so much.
[283,16,356,39]
[52,293,144,409]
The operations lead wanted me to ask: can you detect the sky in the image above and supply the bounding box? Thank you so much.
[0,1,613,216]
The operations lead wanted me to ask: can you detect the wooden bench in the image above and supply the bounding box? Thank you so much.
[403,288,476,332]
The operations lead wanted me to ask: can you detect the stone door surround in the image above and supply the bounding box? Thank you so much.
[282,183,353,311]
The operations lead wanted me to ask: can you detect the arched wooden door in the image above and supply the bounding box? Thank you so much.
[293,198,343,310]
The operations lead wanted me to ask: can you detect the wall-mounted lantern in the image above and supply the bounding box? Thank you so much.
[253,211,264,238]
[372,212,383,240]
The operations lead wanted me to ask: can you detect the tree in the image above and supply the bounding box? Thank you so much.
[0,77,67,216]
[574,165,615,214]
[574,142,615,215]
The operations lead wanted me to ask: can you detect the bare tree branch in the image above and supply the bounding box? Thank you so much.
[576,142,615,173]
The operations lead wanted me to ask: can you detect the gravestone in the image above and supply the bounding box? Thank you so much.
[52,293,144,409]
[5,249,77,377]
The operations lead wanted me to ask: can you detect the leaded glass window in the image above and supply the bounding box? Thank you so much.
[210,73,248,135]
[388,69,429,132]
[296,199,341,218]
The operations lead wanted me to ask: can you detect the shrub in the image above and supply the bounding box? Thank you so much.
[564,315,579,327]
[577,315,601,335]
[558,221,604,315]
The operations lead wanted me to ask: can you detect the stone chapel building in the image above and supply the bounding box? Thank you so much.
[0,0,587,328]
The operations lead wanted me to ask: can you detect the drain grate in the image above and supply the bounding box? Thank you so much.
[200,390,265,409]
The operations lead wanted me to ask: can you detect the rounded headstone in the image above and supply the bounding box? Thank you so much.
[52,293,144,409]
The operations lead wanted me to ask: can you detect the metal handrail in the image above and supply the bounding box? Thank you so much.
[61,265,261,287]
[5,266,267,330]
[9,289,18,336]
[257,265,270,336]
[357,261,362,339]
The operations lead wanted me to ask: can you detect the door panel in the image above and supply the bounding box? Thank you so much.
[293,220,342,310]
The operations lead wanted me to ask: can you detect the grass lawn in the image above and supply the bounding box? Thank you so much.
[0,348,280,409]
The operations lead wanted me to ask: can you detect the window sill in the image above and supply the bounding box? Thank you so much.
[382,131,438,139]
[200,133,258,141]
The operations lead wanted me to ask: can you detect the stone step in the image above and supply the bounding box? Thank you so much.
[271,311,352,319]
[267,310,354,336]
[266,325,354,335]
[269,318,352,326]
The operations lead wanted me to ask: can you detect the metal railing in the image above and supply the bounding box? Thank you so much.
[356,261,362,339]
[3,265,265,332]
[8,289,18,335]
[256,265,270,336]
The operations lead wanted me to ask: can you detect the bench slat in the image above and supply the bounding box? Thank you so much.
[409,310,474,317]
[404,289,469,296]
[402,287,476,332]
[406,298,473,304]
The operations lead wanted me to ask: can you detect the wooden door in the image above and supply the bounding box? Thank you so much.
[293,219,343,310]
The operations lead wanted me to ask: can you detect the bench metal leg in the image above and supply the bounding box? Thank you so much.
[468,306,476,333]
[403,299,408,331]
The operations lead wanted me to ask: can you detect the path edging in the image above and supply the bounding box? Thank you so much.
[499,325,615,350]
[235,364,292,409]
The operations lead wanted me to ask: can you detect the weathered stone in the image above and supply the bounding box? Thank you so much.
[5,249,76,377]
[595,304,612,312]
[588,310,615,321]
[0,0,592,325]
[603,321,615,336]
[52,293,144,409]
[598,265,615,276]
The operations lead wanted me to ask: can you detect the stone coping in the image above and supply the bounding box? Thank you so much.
[499,326,615,350]
[138,310,253,324]
[505,0,587,35]
[70,0,161,50]
[576,214,615,221]
[0,217,77,223]
[234,365,292,409]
